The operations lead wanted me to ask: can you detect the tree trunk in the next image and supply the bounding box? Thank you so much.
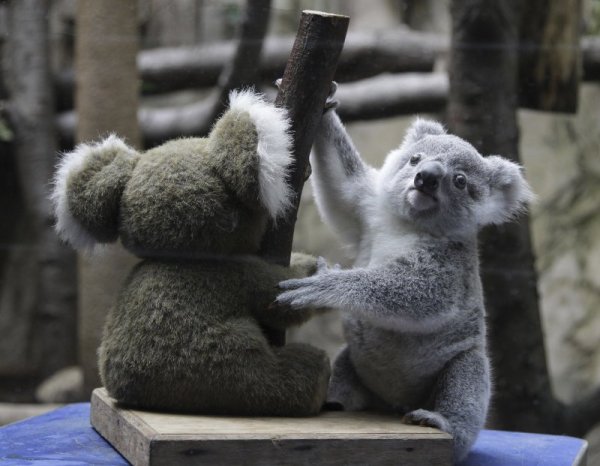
[447,0,563,432]
[75,0,141,397]
[0,0,77,387]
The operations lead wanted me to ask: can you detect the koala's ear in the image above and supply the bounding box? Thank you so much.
[207,89,293,220]
[51,135,139,251]
[477,155,535,226]
[403,118,446,146]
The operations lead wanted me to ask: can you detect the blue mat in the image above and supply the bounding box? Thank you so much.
[0,404,587,465]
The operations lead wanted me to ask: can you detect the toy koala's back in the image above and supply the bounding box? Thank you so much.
[52,90,330,416]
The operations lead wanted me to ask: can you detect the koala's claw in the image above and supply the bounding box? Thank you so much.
[402,409,450,432]
[323,81,339,113]
[324,81,339,111]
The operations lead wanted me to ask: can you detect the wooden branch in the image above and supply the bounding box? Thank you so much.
[335,72,448,120]
[54,27,443,108]
[259,10,349,265]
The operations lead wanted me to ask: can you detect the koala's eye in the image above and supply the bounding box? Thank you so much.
[409,154,422,166]
[454,174,467,189]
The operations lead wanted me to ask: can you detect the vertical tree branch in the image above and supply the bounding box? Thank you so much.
[260,11,350,265]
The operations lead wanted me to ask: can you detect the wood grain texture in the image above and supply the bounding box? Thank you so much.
[259,10,350,266]
[91,388,452,466]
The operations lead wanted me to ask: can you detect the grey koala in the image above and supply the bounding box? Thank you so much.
[276,91,533,461]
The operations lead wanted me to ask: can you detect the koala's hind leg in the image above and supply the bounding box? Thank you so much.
[403,349,490,462]
[327,345,383,411]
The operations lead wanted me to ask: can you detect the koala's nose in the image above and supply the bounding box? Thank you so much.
[414,162,445,194]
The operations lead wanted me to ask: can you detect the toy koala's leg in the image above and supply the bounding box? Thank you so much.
[269,343,331,415]
[403,349,491,462]
[327,345,381,411]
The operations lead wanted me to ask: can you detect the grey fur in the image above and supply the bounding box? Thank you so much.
[277,99,533,461]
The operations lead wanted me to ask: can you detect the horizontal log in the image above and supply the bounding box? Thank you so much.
[55,28,446,108]
[336,72,448,120]
[55,30,600,110]
[56,72,450,148]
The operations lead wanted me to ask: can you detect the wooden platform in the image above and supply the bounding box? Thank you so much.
[91,388,453,466]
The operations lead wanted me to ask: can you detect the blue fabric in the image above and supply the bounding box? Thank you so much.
[0,403,129,466]
[461,429,587,466]
[0,404,587,465]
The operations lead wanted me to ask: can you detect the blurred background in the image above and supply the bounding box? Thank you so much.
[1,0,600,462]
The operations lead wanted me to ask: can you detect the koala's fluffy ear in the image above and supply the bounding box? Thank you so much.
[477,155,535,226]
[403,118,446,146]
[51,135,139,251]
[207,89,293,220]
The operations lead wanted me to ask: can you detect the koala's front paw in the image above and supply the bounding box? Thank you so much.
[403,409,451,432]
[277,275,324,310]
[324,81,339,112]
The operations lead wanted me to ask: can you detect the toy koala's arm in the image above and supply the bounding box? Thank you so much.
[247,253,324,330]
[277,258,460,332]
[311,95,377,251]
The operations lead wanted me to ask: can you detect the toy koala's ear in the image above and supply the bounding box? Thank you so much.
[208,89,293,220]
[403,118,446,145]
[51,135,139,251]
[477,155,535,226]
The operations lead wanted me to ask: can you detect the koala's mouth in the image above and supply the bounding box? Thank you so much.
[407,187,438,211]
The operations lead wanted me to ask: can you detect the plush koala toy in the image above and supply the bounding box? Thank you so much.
[276,93,534,459]
[52,90,330,416]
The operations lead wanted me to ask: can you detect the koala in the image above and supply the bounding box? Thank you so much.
[52,90,330,416]
[276,92,533,460]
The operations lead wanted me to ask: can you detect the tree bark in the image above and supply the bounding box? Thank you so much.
[447,0,564,432]
[259,11,350,265]
[75,0,141,397]
[0,0,77,385]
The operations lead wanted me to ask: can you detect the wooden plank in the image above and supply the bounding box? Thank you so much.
[91,388,453,466]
